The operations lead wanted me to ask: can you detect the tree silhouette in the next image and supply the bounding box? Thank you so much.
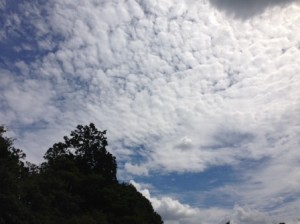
[0,126,30,223]
[44,123,117,182]
[0,124,163,224]
[44,123,117,183]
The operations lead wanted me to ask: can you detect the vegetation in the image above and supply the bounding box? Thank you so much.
[0,124,163,224]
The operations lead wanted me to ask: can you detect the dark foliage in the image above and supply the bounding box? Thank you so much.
[0,124,163,224]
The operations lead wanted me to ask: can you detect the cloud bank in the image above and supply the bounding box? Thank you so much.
[209,0,299,19]
[131,180,296,224]
[1,0,300,223]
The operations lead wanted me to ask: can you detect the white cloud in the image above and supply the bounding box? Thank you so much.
[131,180,284,224]
[152,196,198,221]
[130,180,205,223]
[1,0,300,222]
[125,162,149,176]
[230,206,273,224]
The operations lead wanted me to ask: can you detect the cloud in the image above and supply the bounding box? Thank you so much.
[131,180,284,224]
[0,0,5,9]
[208,0,299,19]
[230,206,273,224]
[1,0,300,222]
[1,0,300,176]
[130,180,196,222]
[125,162,149,176]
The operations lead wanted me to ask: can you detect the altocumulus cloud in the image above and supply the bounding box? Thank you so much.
[1,0,300,223]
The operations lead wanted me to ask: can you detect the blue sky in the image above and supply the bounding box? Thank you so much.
[1,0,300,223]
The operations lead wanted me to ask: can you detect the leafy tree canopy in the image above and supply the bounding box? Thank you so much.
[0,124,163,224]
[44,124,117,183]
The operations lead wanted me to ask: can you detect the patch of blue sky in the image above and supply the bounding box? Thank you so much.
[117,144,150,167]
[0,0,61,65]
[130,155,272,208]
[68,76,90,90]
[134,165,238,207]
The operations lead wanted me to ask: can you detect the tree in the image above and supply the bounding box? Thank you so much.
[0,126,29,224]
[44,123,117,182]
[0,123,164,224]
[40,123,163,223]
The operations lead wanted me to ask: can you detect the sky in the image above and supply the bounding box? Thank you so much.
[0,0,300,223]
